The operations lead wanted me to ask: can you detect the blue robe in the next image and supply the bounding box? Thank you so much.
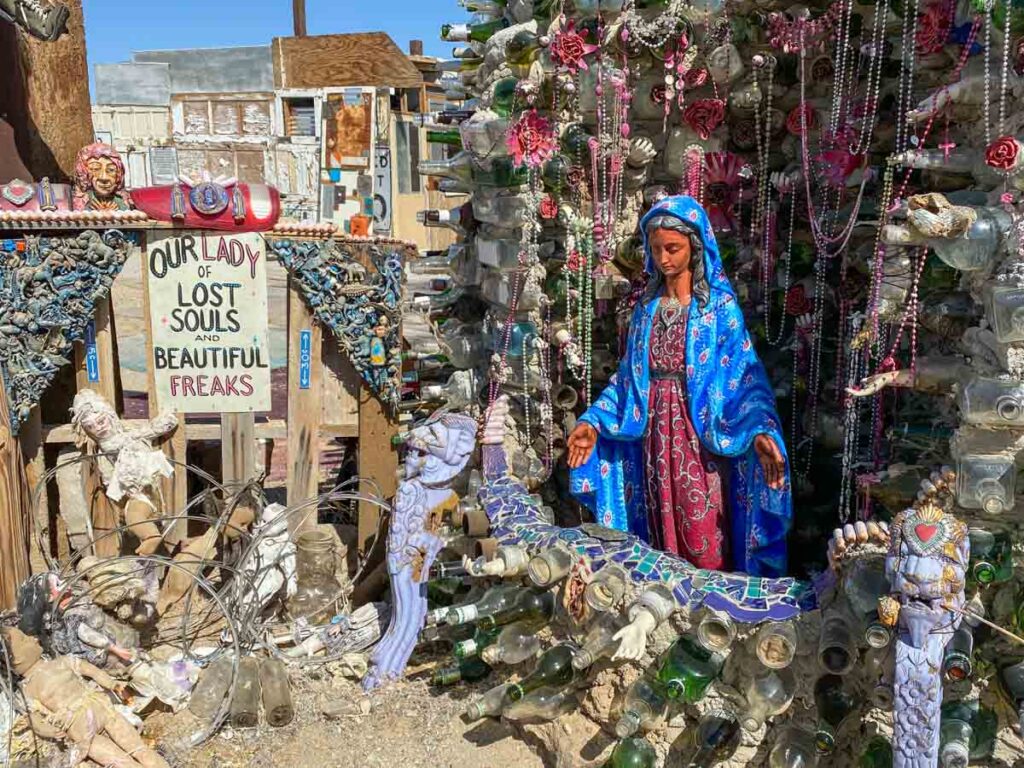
[570,196,792,577]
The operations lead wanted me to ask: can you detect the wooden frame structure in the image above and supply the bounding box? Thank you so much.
[2,224,402,606]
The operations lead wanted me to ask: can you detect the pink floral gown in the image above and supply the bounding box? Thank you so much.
[643,298,728,570]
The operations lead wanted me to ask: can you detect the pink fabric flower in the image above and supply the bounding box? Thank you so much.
[786,104,818,136]
[506,109,557,168]
[785,285,813,316]
[549,19,599,74]
[985,135,1023,172]
[703,151,749,233]
[683,68,708,89]
[539,195,558,219]
[814,149,865,187]
[683,99,726,140]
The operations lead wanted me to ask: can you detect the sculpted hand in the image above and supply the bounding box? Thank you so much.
[753,434,786,490]
[846,369,914,398]
[567,422,598,469]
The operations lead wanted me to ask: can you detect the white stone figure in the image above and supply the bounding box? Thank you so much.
[70,389,178,555]
[234,503,297,617]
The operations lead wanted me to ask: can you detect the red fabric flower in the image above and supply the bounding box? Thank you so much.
[785,285,813,316]
[915,2,951,55]
[786,104,818,136]
[683,99,726,140]
[649,84,668,105]
[539,195,558,219]
[1014,36,1024,77]
[566,250,582,272]
[985,135,1023,172]
[814,149,865,187]
[683,68,708,89]
[549,19,599,74]
[506,109,557,168]
[703,151,748,233]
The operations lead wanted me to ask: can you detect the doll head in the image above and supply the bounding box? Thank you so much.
[70,389,121,445]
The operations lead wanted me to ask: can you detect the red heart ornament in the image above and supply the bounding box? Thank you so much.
[915,523,938,543]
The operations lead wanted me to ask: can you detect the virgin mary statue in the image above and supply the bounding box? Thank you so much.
[567,196,792,578]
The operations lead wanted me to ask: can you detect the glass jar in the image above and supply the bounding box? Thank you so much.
[985,282,1024,343]
[955,453,1016,515]
[959,375,1024,427]
[287,530,342,624]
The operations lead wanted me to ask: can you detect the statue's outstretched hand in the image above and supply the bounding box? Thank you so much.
[846,369,914,398]
[567,422,598,469]
[753,434,786,490]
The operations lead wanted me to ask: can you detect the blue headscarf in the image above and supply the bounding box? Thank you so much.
[570,195,792,577]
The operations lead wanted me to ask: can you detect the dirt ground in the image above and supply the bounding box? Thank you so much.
[147,664,546,768]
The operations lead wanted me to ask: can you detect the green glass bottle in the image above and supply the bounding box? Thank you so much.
[655,635,723,703]
[859,736,893,768]
[418,151,528,188]
[560,123,593,160]
[505,645,575,702]
[942,624,974,682]
[477,589,555,631]
[603,737,657,768]
[505,30,550,76]
[453,625,501,659]
[426,128,463,147]
[542,154,572,195]
[939,699,997,766]
[968,529,1013,585]
[1000,659,1024,733]
[490,76,563,118]
[813,674,857,754]
[432,655,492,686]
[426,576,466,608]
[459,0,507,17]
[441,17,510,43]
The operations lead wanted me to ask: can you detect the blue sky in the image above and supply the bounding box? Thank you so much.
[83,0,458,96]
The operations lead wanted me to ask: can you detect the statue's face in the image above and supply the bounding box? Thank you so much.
[80,407,117,439]
[86,157,120,198]
[649,228,693,278]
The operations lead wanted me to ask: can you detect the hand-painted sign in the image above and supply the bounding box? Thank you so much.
[299,329,312,389]
[146,232,271,412]
[84,320,100,383]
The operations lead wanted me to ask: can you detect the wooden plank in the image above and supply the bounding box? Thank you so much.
[321,336,360,433]
[221,413,256,487]
[140,238,188,545]
[41,418,294,444]
[357,369,398,554]
[0,375,32,609]
[293,0,307,36]
[272,33,423,90]
[286,278,321,531]
[19,409,49,572]
[73,296,120,557]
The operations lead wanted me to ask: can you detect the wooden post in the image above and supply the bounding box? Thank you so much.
[286,278,321,531]
[139,239,188,545]
[356,369,398,553]
[221,413,256,487]
[73,296,121,556]
[0,377,32,608]
[19,409,49,571]
[292,0,307,37]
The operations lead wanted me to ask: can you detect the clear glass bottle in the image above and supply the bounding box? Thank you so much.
[445,583,521,626]
[769,727,818,768]
[572,613,621,670]
[927,207,1012,271]
[420,370,480,409]
[505,645,576,702]
[228,656,261,728]
[459,114,510,158]
[696,609,737,653]
[955,452,1016,515]
[614,677,668,738]
[959,375,1024,428]
[755,621,798,669]
[476,236,523,270]
[480,621,542,665]
[259,658,294,727]
[465,682,511,721]
[528,544,576,587]
[741,668,796,732]
[1000,659,1024,734]
[817,612,857,674]
[843,558,891,648]
[984,282,1024,343]
[939,699,997,767]
[287,530,342,624]
[478,589,555,631]
[472,189,529,225]
[503,685,575,722]
[417,206,470,234]
[689,712,741,767]
[655,635,723,703]
[862,646,895,709]
[585,565,629,613]
[480,267,542,310]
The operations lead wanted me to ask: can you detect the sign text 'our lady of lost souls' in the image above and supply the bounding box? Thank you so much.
[147,232,271,412]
